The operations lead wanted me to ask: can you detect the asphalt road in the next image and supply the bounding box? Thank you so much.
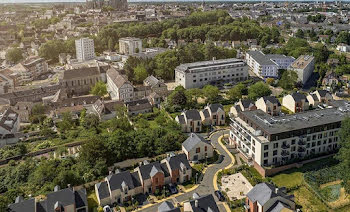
[139,130,232,212]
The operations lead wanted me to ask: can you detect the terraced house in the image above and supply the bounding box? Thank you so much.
[95,153,192,206]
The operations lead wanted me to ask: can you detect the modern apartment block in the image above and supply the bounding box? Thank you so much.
[75,38,95,62]
[288,55,315,85]
[175,58,248,89]
[246,51,294,78]
[229,100,349,172]
[119,37,143,55]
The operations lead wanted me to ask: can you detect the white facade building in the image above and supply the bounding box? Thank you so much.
[75,38,95,62]
[175,58,248,89]
[336,43,350,52]
[119,37,142,55]
[229,104,346,168]
[246,51,294,78]
[288,55,315,85]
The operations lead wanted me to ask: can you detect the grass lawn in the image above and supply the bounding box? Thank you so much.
[271,172,304,189]
[294,186,329,212]
[87,189,99,212]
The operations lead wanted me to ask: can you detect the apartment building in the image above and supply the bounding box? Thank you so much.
[106,68,134,102]
[175,58,248,89]
[75,38,95,62]
[288,55,315,85]
[119,37,143,55]
[246,51,294,78]
[229,100,349,169]
[9,57,49,85]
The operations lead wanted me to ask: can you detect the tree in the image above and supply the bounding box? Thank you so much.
[136,118,150,129]
[203,85,219,103]
[278,71,298,90]
[266,78,275,85]
[295,29,304,39]
[5,48,23,64]
[82,114,100,131]
[90,82,107,98]
[248,82,271,100]
[336,117,350,193]
[168,87,187,108]
[57,112,75,133]
[227,83,245,102]
[134,64,148,83]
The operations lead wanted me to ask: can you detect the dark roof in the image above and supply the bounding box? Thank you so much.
[184,109,201,120]
[62,67,100,80]
[74,189,88,209]
[262,96,281,106]
[247,51,277,66]
[164,153,191,172]
[107,171,135,191]
[202,109,210,118]
[138,161,167,180]
[291,93,308,102]
[240,99,255,109]
[182,133,210,152]
[131,172,142,187]
[208,103,223,113]
[158,201,181,212]
[106,68,130,88]
[247,183,293,206]
[317,90,328,97]
[96,181,110,200]
[189,194,219,212]
[126,99,153,112]
[8,198,36,212]
[46,188,78,212]
[177,115,185,124]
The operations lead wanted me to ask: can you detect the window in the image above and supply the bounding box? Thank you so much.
[291,139,296,145]
[196,147,200,153]
[273,150,277,156]
[263,159,268,166]
[264,152,269,158]
[205,146,207,152]
[264,145,269,150]
[273,143,278,149]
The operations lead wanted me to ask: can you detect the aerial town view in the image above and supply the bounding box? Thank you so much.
[1,0,350,211]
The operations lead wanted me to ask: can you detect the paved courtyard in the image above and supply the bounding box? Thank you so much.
[221,172,253,201]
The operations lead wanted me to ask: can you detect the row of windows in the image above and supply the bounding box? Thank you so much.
[192,68,244,77]
[192,74,245,83]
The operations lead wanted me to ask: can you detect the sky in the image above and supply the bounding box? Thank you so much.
[0,0,347,3]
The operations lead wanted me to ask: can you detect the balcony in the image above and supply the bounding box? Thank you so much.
[281,150,290,156]
[281,144,290,149]
[298,140,306,145]
[298,147,306,152]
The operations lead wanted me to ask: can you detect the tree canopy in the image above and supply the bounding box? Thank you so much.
[5,48,23,64]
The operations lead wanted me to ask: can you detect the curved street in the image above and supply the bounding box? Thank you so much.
[139,129,233,212]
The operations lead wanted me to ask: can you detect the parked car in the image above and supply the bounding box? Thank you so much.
[214,190,225,201]
[167,183,178,194]
[103,205,112,212]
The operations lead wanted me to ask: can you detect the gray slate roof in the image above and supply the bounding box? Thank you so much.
[208,103,223,113]
[8,198,36,212]
[291,93,308,102]
[158,201,181,212]
[164,153,191,171]
[96,181,110,200]
[189,194,219,212]
[184,109,201,120]
[246,183,278,206]
[247,51,277,66]
[139,161,169,180]
[262,96,281,106]
[107,170,135,191]
[182,133,210,152]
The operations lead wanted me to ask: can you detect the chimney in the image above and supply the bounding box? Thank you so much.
[275,187,279,194]
[54,185,60,192]
[195,200,199,208]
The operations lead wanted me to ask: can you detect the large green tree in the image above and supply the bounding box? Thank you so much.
[6,48,23,64]
[248,82,271,100]
[90,81,107,98]
[336,117,350,193]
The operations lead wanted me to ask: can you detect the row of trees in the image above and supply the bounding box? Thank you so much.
[38,38,76,63]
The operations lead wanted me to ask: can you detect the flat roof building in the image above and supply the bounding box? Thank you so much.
[288,55,315,84]
[175,58,248,89]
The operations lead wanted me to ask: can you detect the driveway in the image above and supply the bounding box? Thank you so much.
[139,130,232,212]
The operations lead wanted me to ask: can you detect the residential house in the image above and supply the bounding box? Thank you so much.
[230,99,257,117]
[200,103,225,126]
[8,186,88,212]
[322,71,339,88]
[106,68,134,102]
[158,201,181,212]
[125,98,153,116]
[10,57,49,85]
[143,75,168,95]
[245,183,296,212]
[183,193,219,212]
[306,93,320,108]
[134,161,170,194]
[282,93,309,113]
[0,108,20,147]
[175,110,202,133]
[182,133,213,162]
[161,153,192,184]
[255,96,281,116]
[313,90,333,104]
[87,99,123,120]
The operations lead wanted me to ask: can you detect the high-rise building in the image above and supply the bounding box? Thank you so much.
[86,0,128,11]
[75,38,95,62]
[119,37,143,55]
